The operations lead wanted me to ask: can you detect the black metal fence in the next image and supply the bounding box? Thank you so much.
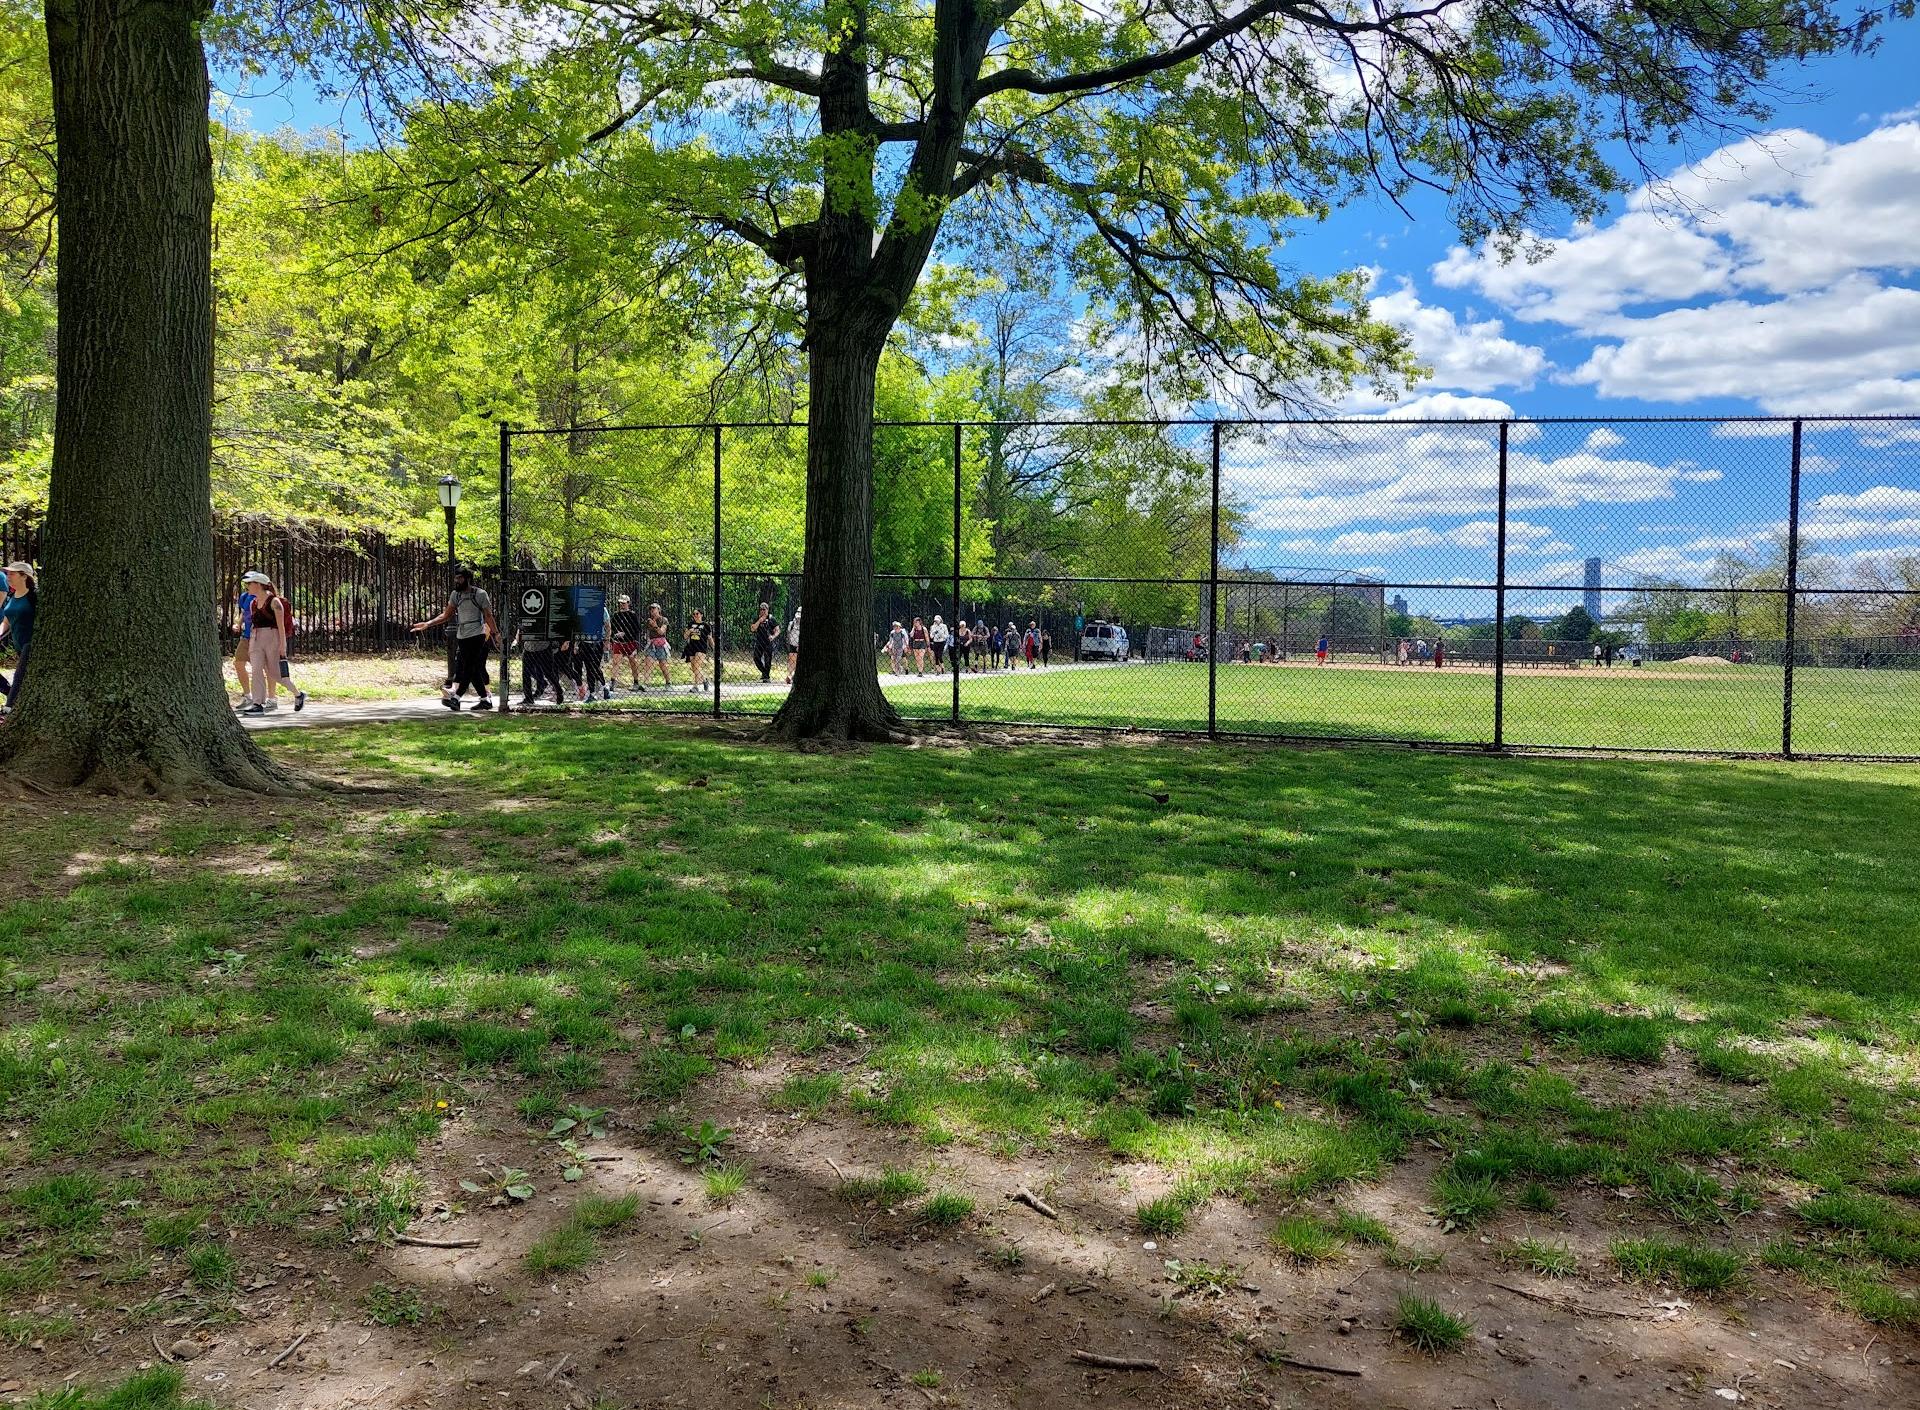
[497,417,1920,760]
[2,513,451,654]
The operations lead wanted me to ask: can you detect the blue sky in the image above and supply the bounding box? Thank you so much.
[217,32,1920,612]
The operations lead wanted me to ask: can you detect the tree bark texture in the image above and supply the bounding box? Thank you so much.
[3,0,290,791]
[769,329,903,741]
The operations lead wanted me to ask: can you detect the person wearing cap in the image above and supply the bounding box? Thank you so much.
[0,561,36,713]
[750,601,779,683]
[644,602,673,689]
[609,593,643,691]
[237,573,305,715]
[410,564,498,710]
[233,570,265,705]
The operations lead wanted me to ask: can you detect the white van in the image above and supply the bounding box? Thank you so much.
[1079,621,1130,661]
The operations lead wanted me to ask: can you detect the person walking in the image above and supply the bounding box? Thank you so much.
[887,620,908,675]
[645,602,674,689]
[1433,637,1446,669]
[1316,634,1329,665]
[238,574,305,715]
[1023,620,1040,669]
[954,619,972,674]
[0,561,37,714]
[410,565,498,710]
[930,614,949,670]
[909,616,930,674]
[784,606,801,683]
[750,602,780,683]
[1040,627,1052,667]
[609,594,644,691]
[232,575,258,705]
[683,609,712,693]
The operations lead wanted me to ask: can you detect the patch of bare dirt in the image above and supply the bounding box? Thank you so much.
[12,1062,1918,1410]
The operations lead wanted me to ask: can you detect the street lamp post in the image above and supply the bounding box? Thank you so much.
[438,475,462,681]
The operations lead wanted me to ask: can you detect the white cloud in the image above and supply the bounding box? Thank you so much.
[1364,281,1548,395]
[1431,121,1920,412]
[1584,428,1624,452]
[1812,485,1920,514]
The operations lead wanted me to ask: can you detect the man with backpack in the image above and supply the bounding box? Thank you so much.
[411,564,499,710]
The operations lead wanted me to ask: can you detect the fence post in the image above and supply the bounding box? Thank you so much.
[1208,422,1221,737]
[498,421,512,711]
[1493,421,1510,750]
[952,422,962,726]
[713,424,723,719]
[376,535,388,651]
[1783,418,1803,759]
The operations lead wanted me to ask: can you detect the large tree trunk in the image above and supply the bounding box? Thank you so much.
[769,329,902,741]
[1,0,290,792]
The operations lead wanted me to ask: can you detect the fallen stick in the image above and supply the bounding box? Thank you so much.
[393,1234,480,1249]
[1070,1350,1160,1372]
[825,1157,848,1180]
[267,1331,309,1370]
[151,1331,175,1364]
[1491,1281,1656,1320]
[1012,1188,1058,1220]
[1030,1282,1057,1303]
[1272,1354,1362,1378]
[545,1353,571,1383]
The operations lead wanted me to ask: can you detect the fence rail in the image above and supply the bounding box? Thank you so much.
[494,416,1920,760]
[2,513,453,655]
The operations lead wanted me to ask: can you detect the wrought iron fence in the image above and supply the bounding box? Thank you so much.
[2,512,452,654]
[496,417,1920,760]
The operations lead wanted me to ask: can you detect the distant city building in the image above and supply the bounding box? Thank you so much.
[1391,594,1409,617]
[1583,558,1603,621]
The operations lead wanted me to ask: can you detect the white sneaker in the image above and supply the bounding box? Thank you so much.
[261,699,280,712]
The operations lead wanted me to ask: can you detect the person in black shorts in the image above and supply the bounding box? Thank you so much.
[682,609,712,693]
[750,602,779,682]
[609,594,643,690]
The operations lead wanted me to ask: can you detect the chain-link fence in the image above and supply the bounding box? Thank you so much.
[495,416,1920,760]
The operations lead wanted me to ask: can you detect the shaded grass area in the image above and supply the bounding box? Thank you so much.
[3,719,1919,1335]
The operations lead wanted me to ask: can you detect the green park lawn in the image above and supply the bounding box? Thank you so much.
[589,657,1920,757]
[3,719,1919,1403]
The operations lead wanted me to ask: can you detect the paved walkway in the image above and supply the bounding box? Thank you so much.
[237,658,1139,730]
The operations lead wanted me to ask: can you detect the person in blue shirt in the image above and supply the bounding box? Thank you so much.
[234,569,269,706]
[0,560,37,713]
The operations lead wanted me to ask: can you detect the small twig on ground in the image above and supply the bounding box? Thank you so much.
[1070,1350,1160,1372]
[545,1353,570,1383]
[1065,1282,1096,1295]
[267,1331,309,1370]
[825,1157,847,1180]
[1272,1354,1362,1377]
[1012,1188,1058,1220]
[1491,1281,1657,1320]
[393,1234,480,1249]
[151,1331,175,1364]
[1030,1282,1057,1303]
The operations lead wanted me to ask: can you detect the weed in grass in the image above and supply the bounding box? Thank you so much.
[524,1194,641,1274]
[1331,1209,1396,1248]
[459,1166,534,1206]
[1515,1181,1558,1214]
[183,1242,236,1293]
[1384,1247,1445,1272]
[677,1121,733,1166]
[1503,1237,1576,1277]
[1269,1214,1342,1264]
[632,1047,711,1100]
[837,1167,927,1206]
[21,1367,216,1408]
[362,1283,432,1327]
[1611,1237,1744,1293]
[546,1105,610,1140]
[1136,1196,1188,1236]
[990,1243,1024,1269]
[769,1073,842,1116]
[918,1191,975,1227]
[4,1311,75,1347]
[704,1162,749,1205]
[805,1268,835,1288]
[1843,1279,1920,1327]
[14,1173,104,1232]
[1395,1292,1472,1354]
[1432,1170,1501,1229]
[142,1210,204,1252]
[909,1370,943,1389]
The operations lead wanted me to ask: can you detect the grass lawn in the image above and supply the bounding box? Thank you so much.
[4,720,1919,1405]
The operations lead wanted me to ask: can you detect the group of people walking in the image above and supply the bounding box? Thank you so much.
[0,560,35,715]
[884,617,1052,675]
